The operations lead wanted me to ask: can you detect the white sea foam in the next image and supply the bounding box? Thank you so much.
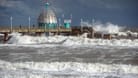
[81,21,124,34]
[4,22,138,47]
[5,33,138,47]
[0,60,138,78]
[7,34,67,44]
[93,23,123,34]
[81,21,138,37]
[0,33,3,36]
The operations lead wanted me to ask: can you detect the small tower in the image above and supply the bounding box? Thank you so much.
[38,0,57,29]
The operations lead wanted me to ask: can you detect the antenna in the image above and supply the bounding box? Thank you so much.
[41,0,49,9]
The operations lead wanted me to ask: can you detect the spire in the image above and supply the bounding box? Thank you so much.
[44,0,50,9]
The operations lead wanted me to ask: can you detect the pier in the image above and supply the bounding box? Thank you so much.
[1,26,137,43]
[0,27,72,42]
[0,27,71,33]
[0,26,118,42]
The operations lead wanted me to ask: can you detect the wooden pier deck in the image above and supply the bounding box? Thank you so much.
[0,27,72,42]
[0,27,72,33]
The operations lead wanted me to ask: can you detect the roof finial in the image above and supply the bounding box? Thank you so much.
[44,0,49,9]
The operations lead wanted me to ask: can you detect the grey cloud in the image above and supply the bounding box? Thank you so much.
[0,0,21,8]
[0,0,63,16]
[48,0,63,14]
[78,0,135,9]
[0,0,40,16]
[0,13,8,17]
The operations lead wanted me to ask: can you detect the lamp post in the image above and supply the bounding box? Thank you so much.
[58,18,61,27]
[92,19,95,38]
[58,18,61,29]
[62,14,64,26]
[70,14,72,28]
[70,14,72,19]
[45,23,46,32]
[80,18,83,33]
[10,16,13,32]
[28,16,31,32]
[58,18,61,35]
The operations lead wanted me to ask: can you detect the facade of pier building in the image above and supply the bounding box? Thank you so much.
[38,2,58,29]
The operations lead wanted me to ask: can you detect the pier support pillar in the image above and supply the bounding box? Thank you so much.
[101,34,104,39]
[22,32,25,36]
[36,32,42,36]
[3,33,9,43]
[103,34,112,40]
[91,31,95,38]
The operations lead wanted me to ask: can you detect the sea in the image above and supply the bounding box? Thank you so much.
[0,32,138,78]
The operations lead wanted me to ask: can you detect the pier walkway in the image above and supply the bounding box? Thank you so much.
[0,27,71,33]
[0,27,71,42]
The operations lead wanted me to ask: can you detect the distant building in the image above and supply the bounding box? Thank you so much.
[64,19,71,29]
[38,2,57,29]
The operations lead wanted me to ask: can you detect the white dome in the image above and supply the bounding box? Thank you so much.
[38,9,57,24]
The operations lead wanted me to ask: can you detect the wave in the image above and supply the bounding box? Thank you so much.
[81,21,138,37]
[81,21,124,34]
[0,60,138,78]
[5,33,138,47]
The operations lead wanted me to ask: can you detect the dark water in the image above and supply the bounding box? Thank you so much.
[0,46,138,65]
[0,45,138,78]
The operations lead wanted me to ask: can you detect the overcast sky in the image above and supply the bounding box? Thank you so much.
[0,0,138,27]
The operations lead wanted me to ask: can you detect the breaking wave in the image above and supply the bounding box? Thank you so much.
[5,33,138,47]
[81,21,125,34]
[0,21,135,47]
[0,60,138,78]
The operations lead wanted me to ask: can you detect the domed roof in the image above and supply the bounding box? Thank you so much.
[38,4,57,24]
